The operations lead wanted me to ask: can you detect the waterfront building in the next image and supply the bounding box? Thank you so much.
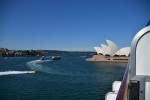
[86,40,130,63]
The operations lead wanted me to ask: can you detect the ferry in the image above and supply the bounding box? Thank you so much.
[105,21,150,100]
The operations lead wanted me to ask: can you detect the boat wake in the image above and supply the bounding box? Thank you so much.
[26,59,83,76]
[26,59,55,74]
[0,71,36,76]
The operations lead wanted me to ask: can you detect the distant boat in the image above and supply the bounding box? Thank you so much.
[51,56,61,60]
[28,70,36,74]
[39,56,45,60]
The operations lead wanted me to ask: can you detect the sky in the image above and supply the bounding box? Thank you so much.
[0,0,150,51]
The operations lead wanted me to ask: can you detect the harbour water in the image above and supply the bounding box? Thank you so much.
[0,53,126,100]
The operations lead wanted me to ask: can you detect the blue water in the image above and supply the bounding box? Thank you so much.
[0,53,126,100]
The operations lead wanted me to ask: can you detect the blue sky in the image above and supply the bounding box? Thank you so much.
[0,0,150,51]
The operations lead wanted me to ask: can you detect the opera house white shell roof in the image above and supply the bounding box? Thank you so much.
[100,44,110,55]
[106,40,119,56]
[94,47,103,54]
[94,40,130,57]
[115,47,131,56]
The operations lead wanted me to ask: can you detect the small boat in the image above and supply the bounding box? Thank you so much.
[28,70,36,74]
[40,56,44,60]
[51,56,61,60]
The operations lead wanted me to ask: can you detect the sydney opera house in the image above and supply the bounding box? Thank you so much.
[86,40,130,63]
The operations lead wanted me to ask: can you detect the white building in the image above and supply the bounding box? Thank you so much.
[115,47,130,56]
[93,40,130,57]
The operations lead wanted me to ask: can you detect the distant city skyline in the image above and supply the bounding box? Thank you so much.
[0,0,150,51]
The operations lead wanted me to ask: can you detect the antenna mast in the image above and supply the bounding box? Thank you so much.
[146,20,150,26]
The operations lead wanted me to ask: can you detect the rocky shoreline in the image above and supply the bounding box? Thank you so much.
[0,48,94,57]
[0,48,43,57]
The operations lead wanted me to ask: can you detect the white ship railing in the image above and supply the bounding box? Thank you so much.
[105,81,121,100]
[105,25,150,100]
